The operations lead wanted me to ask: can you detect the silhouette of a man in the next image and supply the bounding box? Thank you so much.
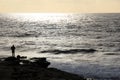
[11,45,15,57]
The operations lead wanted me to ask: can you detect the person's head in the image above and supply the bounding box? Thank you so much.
[12,45,15,47]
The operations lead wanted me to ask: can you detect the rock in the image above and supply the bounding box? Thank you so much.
[0,56,86,80]
[4,56,20,65]
[40,49,97,54]
[30,57,51,68]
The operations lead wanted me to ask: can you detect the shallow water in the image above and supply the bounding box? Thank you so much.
[0,13,120,79]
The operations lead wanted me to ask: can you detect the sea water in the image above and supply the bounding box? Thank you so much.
[0,13,120,80]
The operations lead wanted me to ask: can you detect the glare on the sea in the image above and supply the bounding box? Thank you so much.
[8,13,71,23]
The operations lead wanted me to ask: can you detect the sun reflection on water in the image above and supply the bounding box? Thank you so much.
[8,13,72,23]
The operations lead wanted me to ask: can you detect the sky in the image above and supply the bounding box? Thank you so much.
[0,0,120,13]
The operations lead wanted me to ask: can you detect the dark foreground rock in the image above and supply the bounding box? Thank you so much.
[0,64,86,80]
[0,56,86,80]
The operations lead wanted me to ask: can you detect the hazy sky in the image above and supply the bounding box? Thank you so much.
[0,0,120,13]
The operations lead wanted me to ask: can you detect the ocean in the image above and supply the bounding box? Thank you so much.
[0,13,120,80]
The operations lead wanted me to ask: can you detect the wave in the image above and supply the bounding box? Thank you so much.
[104,52,120,55]
[40,48,97,54]
[0,31,41,37]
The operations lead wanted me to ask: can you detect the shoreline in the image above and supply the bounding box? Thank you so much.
[0,56,86,80]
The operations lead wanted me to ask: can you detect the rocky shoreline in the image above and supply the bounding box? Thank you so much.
[0,56,86,80]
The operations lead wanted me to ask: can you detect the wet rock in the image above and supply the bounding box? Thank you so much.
[30,57,50,68]
[40,49,97,54]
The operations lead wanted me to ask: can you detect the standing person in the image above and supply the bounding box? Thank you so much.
[11,45,15,57]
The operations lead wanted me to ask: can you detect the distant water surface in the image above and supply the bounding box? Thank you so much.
[0,13,120,80]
